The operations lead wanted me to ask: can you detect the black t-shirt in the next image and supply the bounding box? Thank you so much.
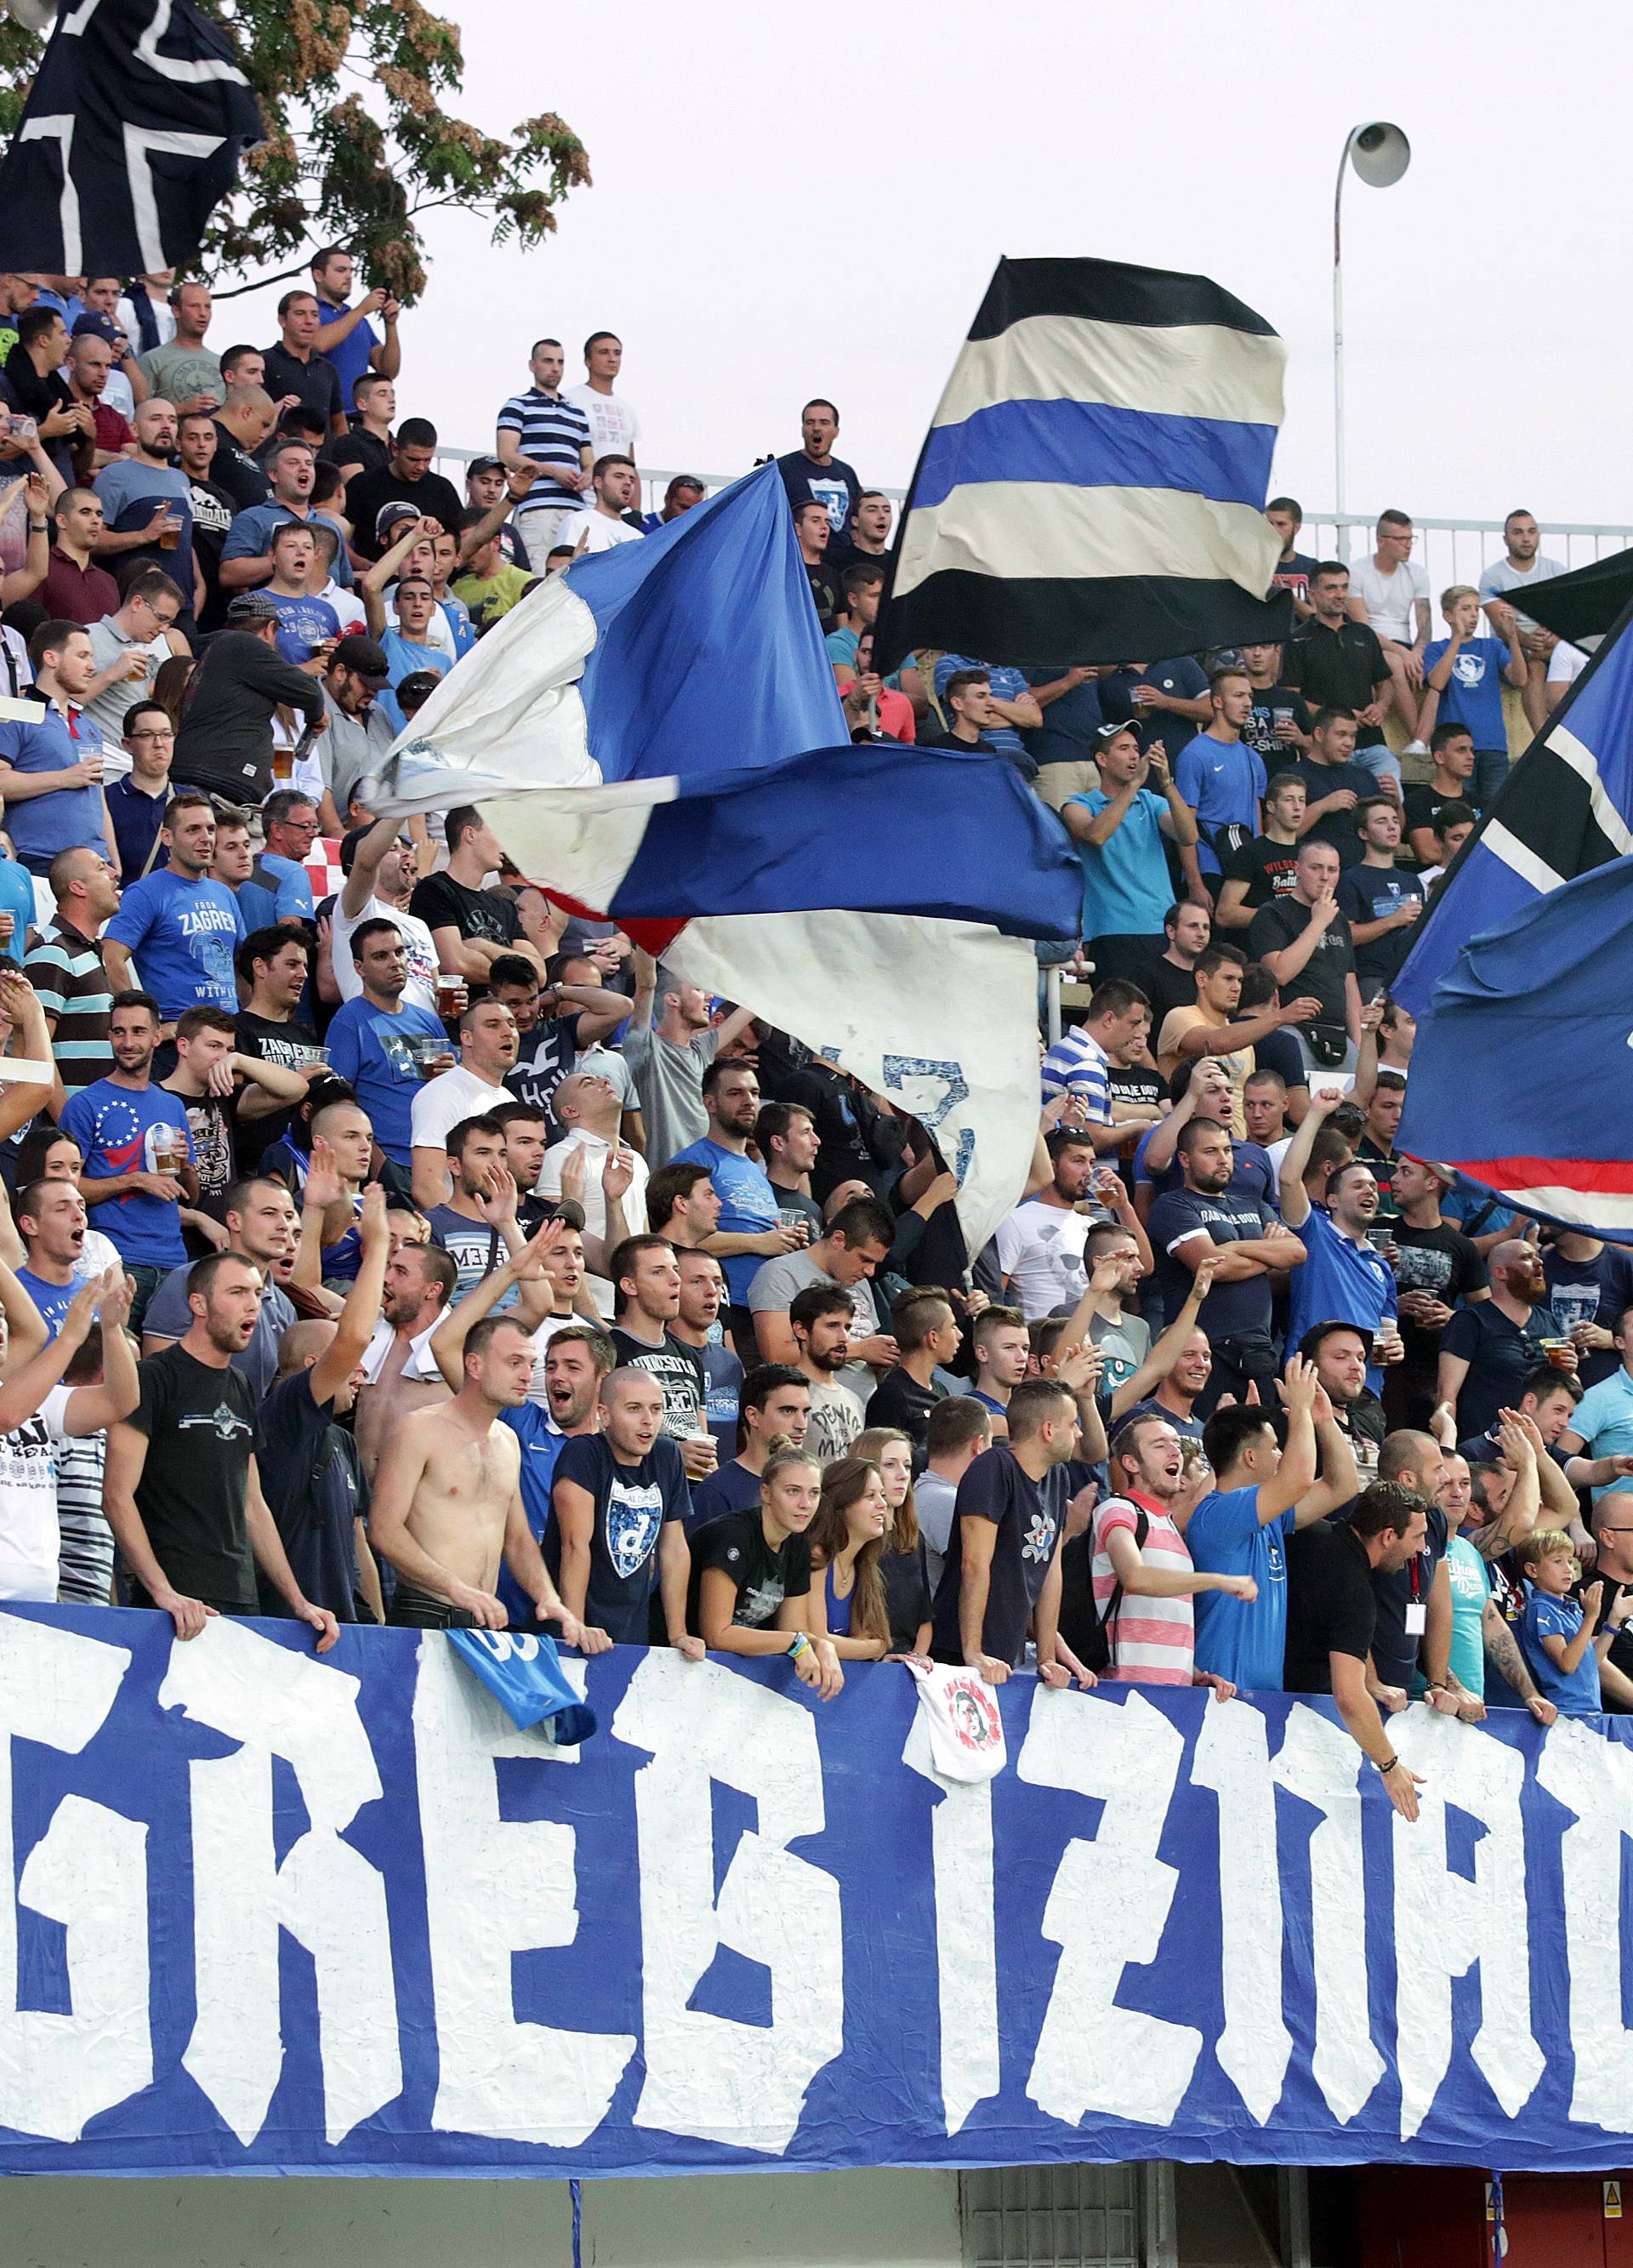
[1283,757,1379,868]
[255,1368,369,1621]
[864,1365,945,1451]
[1223,831,1301,911]
[686,1504,813,1633]
[1283,1517,1379,1693]
[504,1012,582,1127]
[1337,864,1425,990]
[776,450,863,551]
[1242,684,1314,765]
[1391,1220,1486,1389]
[1344,1499,1448,1691]
[1271,552,1321,601]
[344,464,468,560]
[1246,897,1356,1032]
[262,341,344,430]
[188,475,236,627]
[805,560,841,631]
[609,1325,706,1440]
[881,1538,932,1650]
[130,1346,259,1608]
[1332,1389,1388,1489]
[1283,620,1389,745]
[209,423,274,510]
[1355,1135,1401,1219]
[327,426,391,479]
[929,1443,1067,1669]
[164,1084,236,1234]
[1403,781,1479,846]
[546,1428,690,1644]
[408,872,523,957]
[234,1009,318,1168]
[1134,951,1204,1034]
[1108,1062,1163,1120]
[1440,1299,1565,1439]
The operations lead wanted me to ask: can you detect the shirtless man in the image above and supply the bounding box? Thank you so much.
[369,1305,606,1642]
[352,1237,458,1479]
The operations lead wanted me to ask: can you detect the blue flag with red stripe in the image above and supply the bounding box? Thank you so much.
[1397,855,1633,1232]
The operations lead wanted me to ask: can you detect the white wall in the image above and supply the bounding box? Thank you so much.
[8,2167,964,2268]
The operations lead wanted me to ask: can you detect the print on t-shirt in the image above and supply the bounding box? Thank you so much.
[606,1473,666,1581]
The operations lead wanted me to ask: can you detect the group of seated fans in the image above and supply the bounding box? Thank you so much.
[0,260,1616,1811]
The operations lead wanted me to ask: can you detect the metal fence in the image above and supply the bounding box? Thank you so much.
[431,446,1633,598]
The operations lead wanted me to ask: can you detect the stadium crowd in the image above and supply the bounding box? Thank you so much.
[0,259,1620,1821]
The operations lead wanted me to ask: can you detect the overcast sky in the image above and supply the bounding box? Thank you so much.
[223,0,1631,543]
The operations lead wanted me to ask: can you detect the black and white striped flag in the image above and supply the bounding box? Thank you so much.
[0,0,264,276]
[874,256,1294,671]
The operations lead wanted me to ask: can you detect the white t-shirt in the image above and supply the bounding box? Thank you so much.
[526,1311,579,1405]
[409,1064,510,1155]
[562,384,640,464]
[994,1198,1093,1321]
[83,618,171,759]
[537,1127,650,1313]
[573,512,645,557]
[360,1315,443,1386]
[1349,555,1430,644]
[1546,641,1589,689]
[102,366,136,421]
[333,891,441,1013]
[0,1382,72,1600]
[324,579,367,635]
[1478,552,1568,634]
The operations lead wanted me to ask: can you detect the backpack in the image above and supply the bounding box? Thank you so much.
[1057,1507,1147,1676]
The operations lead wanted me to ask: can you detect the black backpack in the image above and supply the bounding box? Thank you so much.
[1056,1507,1147,1675]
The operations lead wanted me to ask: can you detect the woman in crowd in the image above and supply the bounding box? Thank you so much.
[806,1452,892,1660]
[853,1424,933,1657]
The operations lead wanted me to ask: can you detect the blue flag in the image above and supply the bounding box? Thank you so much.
[446,1627,597,1742]
[1397,855,1633,1232]
[1395,607,1633,1017]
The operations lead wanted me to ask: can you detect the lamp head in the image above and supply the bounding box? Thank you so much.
[1346,121,1411,189]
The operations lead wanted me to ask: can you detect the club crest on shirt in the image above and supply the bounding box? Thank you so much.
[604,1479,664,1579]
[179,1403,253,1443]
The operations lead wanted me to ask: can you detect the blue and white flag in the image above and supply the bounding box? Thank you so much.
[446,1627,596,1742]
[0,0,264,276]
[1397,857,1633,1232]
[374,464,1079,1256]
[873,256,1293,672]
[1396,608,1633,1017]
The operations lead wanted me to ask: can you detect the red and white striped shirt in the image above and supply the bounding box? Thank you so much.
[1090,1492,1196,1685]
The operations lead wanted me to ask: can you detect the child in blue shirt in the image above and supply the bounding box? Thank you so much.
[1419,586,1527,806]
[1516,1528,1622,1717]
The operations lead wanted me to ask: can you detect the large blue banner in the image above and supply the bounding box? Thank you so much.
[2,1603,1631,2179]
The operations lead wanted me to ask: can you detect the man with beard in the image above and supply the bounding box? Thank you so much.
[1120,1325,1214,1443]
[92,396,200,633]
[995,1130,1105,1321]
[675,1060,803,1340]
[176,407,235,628]
[1147,1120,1305,1399]
[409,997,521,1210]
[1091,1410,1259,1689]
[1278,1090,1403,1391]
[353,1237,458,1479]
[60,989,196,1329]
[139,1174,300,1399]
[1300,1319,1387,1489]
[103,1250,340,1643]
[1386,1154,1486,1428]
[789,1282,868,1462]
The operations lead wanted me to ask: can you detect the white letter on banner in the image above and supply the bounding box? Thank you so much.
[1391,1712,1542,2139]
[1535,1716,1633,2129]
[0,1615,147,2142]
[902,1692,999,2134]
[1018,1688,1201,2126]
[161,1620,400,2146]
[413,1635,634,2145]
[1271,1704,1385,2123]
[613,1651,843,2152]
[1192,1701,1291,2123]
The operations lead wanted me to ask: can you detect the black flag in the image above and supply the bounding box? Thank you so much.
[0,0,264,276]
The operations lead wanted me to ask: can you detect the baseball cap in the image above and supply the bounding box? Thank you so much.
[1297,1318,1375,1361]
[375,499,423,542]
[395,670,441,709]
[1095,719,1138,744]
[466,455,504,479]
[332,633,390,681]
[71,312,118,345]
[225,590,279,624]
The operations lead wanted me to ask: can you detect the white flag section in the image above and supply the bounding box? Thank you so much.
[664,912,1040,1257]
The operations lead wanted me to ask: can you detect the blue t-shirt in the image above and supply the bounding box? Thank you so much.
[685,1456,764,1532]
[1174,734,1266,876]
[544,1429,691,1644]
[16,1264,77,1339]
[1564,1369,1633,1502]
[0,851,34,954]
[92,460,195,608]
[671,1137,781,1304]
[221,504,354,587]
[1284,1205,1398,1391]
[1066,785,1172,941]
[0,704,107,861]
[440,591,476,658]
[1520,1586,1601,1716]
[1133,1124,1276,1210]
[1187,1483,1294,1692]
[1097,658,1210,761]
[316,299,379,413]
[266,589,341,664]
[104,869,244,1018]
[1021,668,1104,767]
[933,653,1033,765]
[1146,1184,1274,1338]
[498,1401,567,1627]
[702,1336,743,1450]
[253,852,315,921]
[325,994,447,1165]
[1423,635,1510,750]
[376,630,450,733]
[60,1077,193,1267]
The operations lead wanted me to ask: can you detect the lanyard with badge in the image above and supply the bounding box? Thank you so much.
[1404,1550,1426,1638]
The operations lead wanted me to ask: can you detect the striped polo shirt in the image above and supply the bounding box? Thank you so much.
[1039,1024,1111,1122]
[494,386,593,507]
[1091,1493,1196,1684]
[25,919,116,1095]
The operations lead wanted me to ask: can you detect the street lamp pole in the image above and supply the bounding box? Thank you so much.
[1332,121,1410,557]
